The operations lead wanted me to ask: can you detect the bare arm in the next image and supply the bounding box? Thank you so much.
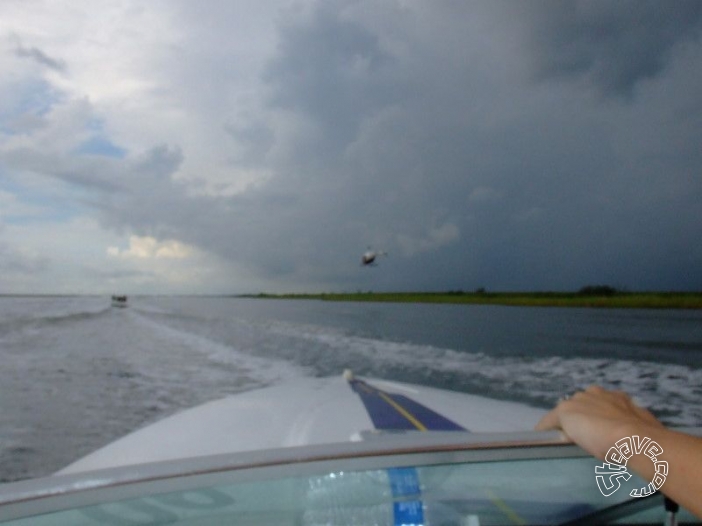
[535,386,702,518]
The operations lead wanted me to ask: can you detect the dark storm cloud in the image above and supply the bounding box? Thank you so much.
[250,2,588,288]
[14,44,67,72]
[12,1,701,292]
[95,146,202,232]
[224,121,275,166]
[138,0,698,292]
[4,148,124,193]
[247,0,702,291]
[263,1,397,151]
[516,0,702,97]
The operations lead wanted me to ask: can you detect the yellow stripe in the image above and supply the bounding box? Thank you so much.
[376,391,428,431]
[486,490,526,525]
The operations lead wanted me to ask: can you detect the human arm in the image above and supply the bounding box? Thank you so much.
[535,385,702,518]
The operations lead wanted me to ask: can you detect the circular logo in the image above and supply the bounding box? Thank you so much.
[595,435,668,497]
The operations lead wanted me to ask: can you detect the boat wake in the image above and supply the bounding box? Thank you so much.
[1,296,699,483]
[134,305,702,427]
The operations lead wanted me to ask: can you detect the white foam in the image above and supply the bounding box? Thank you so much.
[128,308,311,388]
[255,319,702,426]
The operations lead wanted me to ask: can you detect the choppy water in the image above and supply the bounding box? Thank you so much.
[1,295,700,482]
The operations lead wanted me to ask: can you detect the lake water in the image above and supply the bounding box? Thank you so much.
[0,295,700,482]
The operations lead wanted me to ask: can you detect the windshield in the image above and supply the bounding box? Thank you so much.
[1,442,698,525]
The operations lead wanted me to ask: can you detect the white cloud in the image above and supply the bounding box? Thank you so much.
[0,216,241,294]
[107,235,192,260]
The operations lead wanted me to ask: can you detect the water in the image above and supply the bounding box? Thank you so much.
[0,295,700,482]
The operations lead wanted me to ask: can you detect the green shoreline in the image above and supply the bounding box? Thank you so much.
[241,291,702,309]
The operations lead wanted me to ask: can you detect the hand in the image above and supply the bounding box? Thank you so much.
[536,385,702,518]
[535,385,663,459]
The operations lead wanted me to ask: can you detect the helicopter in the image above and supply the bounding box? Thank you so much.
[361,249,387,266]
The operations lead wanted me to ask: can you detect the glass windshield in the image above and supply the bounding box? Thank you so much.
[1,449,698,525]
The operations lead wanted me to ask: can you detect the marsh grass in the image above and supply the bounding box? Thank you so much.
[244,291,702,309]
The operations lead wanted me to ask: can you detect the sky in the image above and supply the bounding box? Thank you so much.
[1,0,701,294]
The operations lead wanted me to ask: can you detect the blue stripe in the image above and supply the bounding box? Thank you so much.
[386,393,465,431]
[347,377,467,526]
[387,467,425,526]
[348,378,466,431]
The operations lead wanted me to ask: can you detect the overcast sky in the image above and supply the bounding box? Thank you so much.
[1,0,701,294]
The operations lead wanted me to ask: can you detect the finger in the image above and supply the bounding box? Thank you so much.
[584,385,605,395]
[535,407,561,431]
[610,390,633,403]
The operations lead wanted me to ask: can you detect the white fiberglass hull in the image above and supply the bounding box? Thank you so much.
[4,375,700,525]
[59,374,546,475]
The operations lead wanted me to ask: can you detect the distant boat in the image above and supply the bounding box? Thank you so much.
[111,295,128,308]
